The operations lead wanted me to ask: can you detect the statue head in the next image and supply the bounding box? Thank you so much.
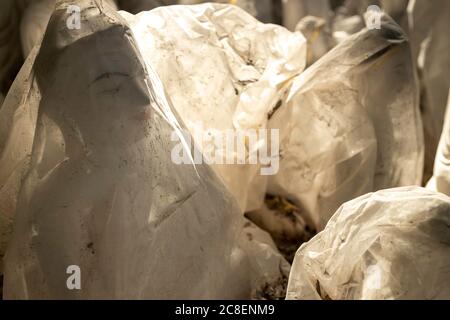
[35,0,154,152]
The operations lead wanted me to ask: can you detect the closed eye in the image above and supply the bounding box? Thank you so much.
[91,72,130,85]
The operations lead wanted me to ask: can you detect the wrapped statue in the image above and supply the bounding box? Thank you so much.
[20,0,56,58]
[0,46,41,264]
[287,187,450,300]
[0,0,286,299]
[269,12,423,230]
[122,3,307,212]
[407,0,450,181]
[427,91,450,195]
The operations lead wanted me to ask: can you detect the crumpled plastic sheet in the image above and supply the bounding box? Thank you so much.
[179,0,282,25]
[269,13,424,230]
[286,187,450,300]
[407,0,450,180]
[122,3,306,212]
[20,0,56,58]
[118,0,175,14]
[0,0,287,299]
[427,90,450,195]
[0,46,41,264]
[178,0,261,19]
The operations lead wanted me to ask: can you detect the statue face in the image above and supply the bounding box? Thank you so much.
[41,26,154,150]
[86,29,152,119]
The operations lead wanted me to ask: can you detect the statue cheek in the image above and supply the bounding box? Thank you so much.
[133,108,152,121]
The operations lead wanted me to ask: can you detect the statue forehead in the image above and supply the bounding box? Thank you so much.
[47,0,126,51]
[45,22,141,69]
[37,1,145,91]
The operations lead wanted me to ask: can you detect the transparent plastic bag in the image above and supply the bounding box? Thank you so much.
[407,0,450,180]
[428,91,450,195]
[0,46,41,263]
[287,187,450,300]
[122,3,306,212]
[270,13,423,230]
[20,0,118,58]
[2,0,290,299]
[2,0,241,299]
[20,0,56,58]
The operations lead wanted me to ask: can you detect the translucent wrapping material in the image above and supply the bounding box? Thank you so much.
[428,91,450,195]
[407,0,450,179]
[20,0,119,58]
[117,0,175,14]
[122,3,306,212]
[270,13,423,230]
[0,0,290,299]
[178,0,262,20]
[0,46,41,263]
[287,187,450,300]
[20,0,56,58]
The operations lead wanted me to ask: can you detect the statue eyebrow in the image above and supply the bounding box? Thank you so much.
[91,72,130,84]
